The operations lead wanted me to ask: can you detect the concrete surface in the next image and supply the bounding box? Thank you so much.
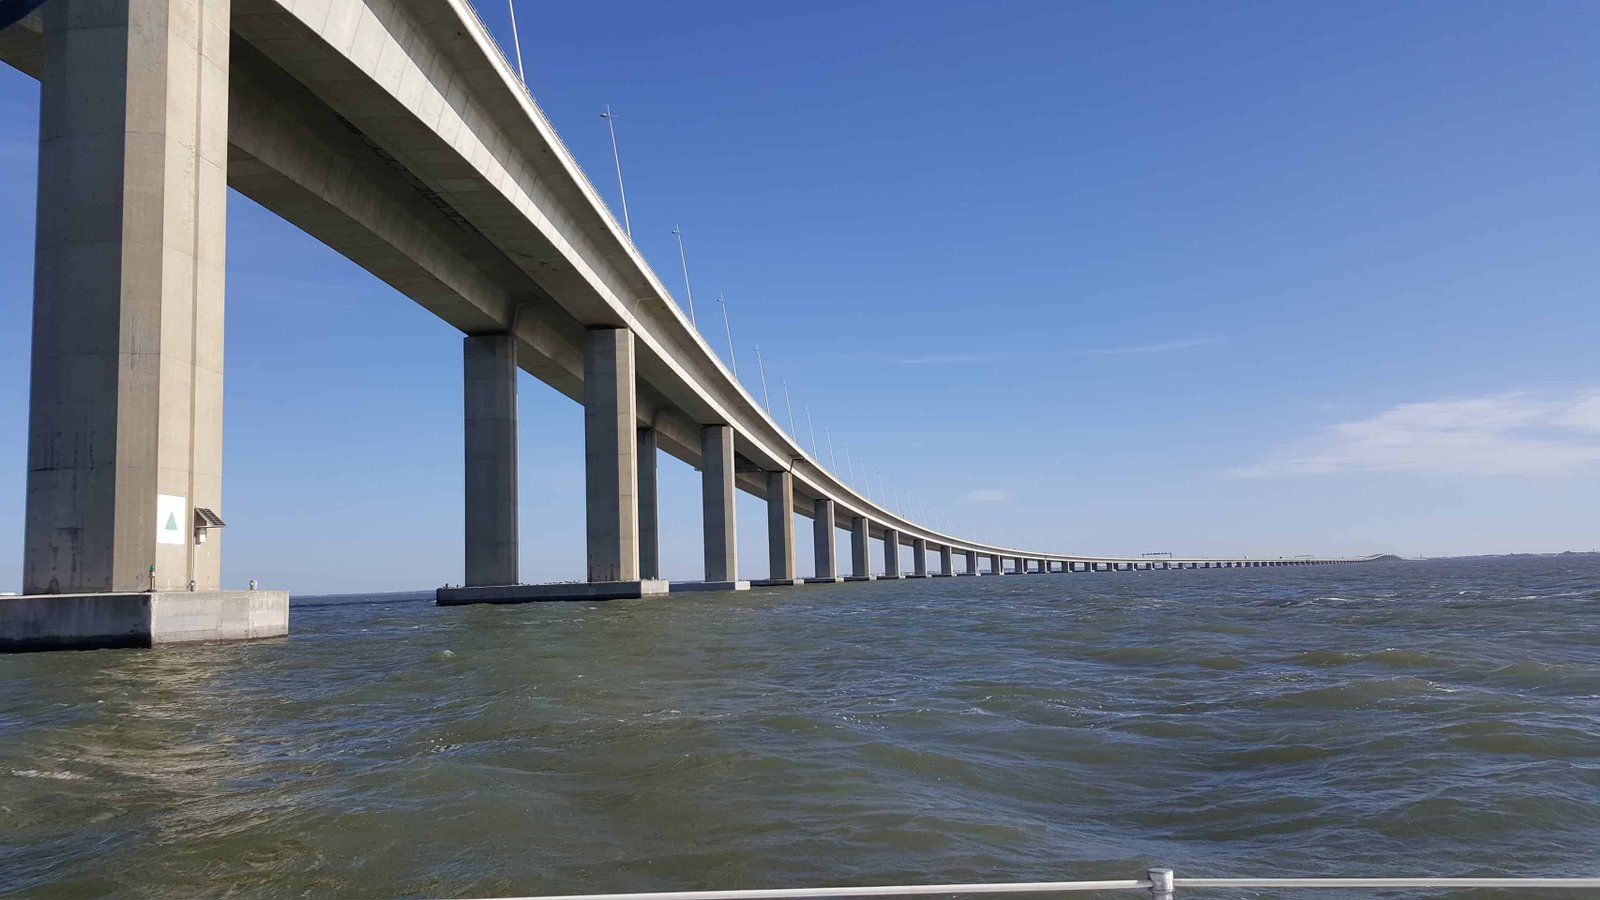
[25,0,230,595]
[583,328,639,583]
[766,470,795,581]
[464,334,518,586]
[437,580,668,604]
[668,580,750,593]
[1,590,289,651]
[701,425,737,583]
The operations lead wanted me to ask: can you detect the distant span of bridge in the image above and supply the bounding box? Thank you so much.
[0,0,1394,651]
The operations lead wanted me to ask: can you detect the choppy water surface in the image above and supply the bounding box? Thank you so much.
[3,556,1598,898]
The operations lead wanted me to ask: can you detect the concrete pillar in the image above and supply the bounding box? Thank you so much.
[883,529,901,577]
[637,427,659,580]
[912,538,928,576]
[813,499,837,579]
[940,545,954,576]
[766,470,795,580]
[989,553,1001,575]
[24,0,231,594]
[701,425,737,582]
[965,549,980,575]
[584,329,639,583]
[464,335,518,586]
[851,516,870,577]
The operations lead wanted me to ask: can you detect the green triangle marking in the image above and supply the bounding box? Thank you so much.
[165,512,178,531]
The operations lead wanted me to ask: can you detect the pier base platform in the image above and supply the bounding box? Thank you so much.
[1,590,290,652]
[751,578,806,587]
[437,581,668,605]
[845,575,877,582]
[803,576,846,584]
[667,580,750,594]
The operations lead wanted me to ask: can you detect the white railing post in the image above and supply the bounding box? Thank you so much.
[1147,868,1174,899]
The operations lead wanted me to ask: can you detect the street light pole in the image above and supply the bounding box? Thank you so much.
[671,225,697,326]
[717,295,738,378]
[600,105,631,238]
[825,427,837,471]
[781,380,797,436]
[506,0,525,84]
[805,406,818,458]
[753,345,772,412]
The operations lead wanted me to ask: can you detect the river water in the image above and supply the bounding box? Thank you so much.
[2,556,1597,898]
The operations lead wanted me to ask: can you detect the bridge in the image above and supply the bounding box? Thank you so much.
[0,0,1387,650]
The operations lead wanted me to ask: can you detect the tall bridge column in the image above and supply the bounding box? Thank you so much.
[882,529,902,578]
[4,0,291,651]
[911,538,928,577]
[848,516,872,580]
[939,545,954,577]
[963,549,980,576]
[810,499,840,582]
[988,553,1001,575]
[637,427,659,580]
[464,335,519,587]
[584,329,641,583]
[757,470,800,586]
[701,425,738,584]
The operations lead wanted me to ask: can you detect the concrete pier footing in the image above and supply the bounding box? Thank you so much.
[752,578,806,587]
[439,581,668,604]
[669,580,751,593]
[1,591,289,651]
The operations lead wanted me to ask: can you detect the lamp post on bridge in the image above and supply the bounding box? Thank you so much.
[753,345,772,413]
[506,0,526,84]
[599,105,631,238]
[781,381,797,437]
[670,225,698,327]
[717,295,738,378]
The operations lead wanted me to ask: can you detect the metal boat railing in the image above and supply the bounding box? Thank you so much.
[460,868,1600,899]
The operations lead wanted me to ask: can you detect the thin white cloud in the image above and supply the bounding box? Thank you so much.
[886,352,1013,366]
[958,489,1009,503]
[1232,390,1600,478]
[1084,336,1222,355]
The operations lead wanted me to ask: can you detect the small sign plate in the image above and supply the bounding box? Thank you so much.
[157,494,187,545]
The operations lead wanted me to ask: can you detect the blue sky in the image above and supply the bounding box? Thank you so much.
[1,1,1597,592]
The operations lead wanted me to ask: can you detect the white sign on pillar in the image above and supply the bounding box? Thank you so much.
[156,494,188,545]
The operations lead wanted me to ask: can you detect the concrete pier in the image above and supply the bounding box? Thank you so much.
[464,335,518,587]
[584,328,643,584]
[809,499,842,583]
[911,538,928,577]
[989,553,1002,575]
[882,529,903,578]
[701,425,738,583]
[962,549,980,576]
[755,470,802,586]
[939,545,954,577]
[848,516,874,581]
[26,0,231,597]
[638,427,660,580]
